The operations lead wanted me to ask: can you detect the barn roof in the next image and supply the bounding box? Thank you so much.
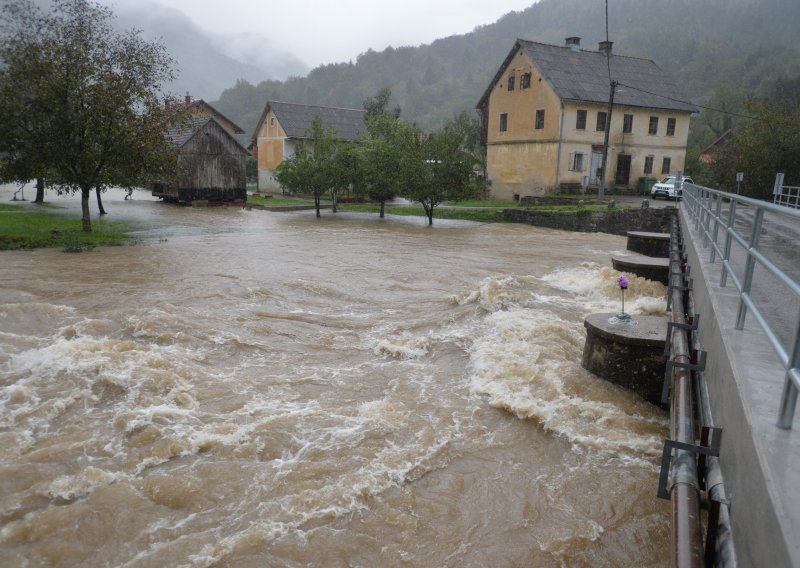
[251,101,366,143]
[478,39,699,114]
[186,99,245,134]
[166,117,249,153]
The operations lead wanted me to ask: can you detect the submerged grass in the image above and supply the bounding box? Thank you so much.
[0,203,134,251]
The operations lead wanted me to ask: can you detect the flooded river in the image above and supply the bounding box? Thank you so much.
[1,189,670,566]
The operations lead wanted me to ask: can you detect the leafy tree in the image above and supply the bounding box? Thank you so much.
[402,121,479,226]
[274,143,316,205]
[328,141,361,208]
[359,90,406,218]
[712,99,800,198]
[0,0,178,232]
[360,114,406,218]
[274,116,345,217]
[363,87,400,123]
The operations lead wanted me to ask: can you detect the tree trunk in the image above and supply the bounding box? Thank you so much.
[81,188,93,232]
[379,200,385,218]
[95,188,107,215]
[426,204,433,226]
[315,195,321,218]
[332,189,338,213]
[34,178,45,203]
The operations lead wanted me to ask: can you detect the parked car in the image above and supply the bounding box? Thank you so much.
[651,175,694,200]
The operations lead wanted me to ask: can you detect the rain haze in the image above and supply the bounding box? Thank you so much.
[105,0,538,68]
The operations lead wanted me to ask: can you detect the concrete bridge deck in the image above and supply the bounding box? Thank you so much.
[680,200,800,566]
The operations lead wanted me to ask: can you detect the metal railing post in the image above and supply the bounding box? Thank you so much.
[710,195,723,263]
[735,208,764,330]
[720,200,736,288]
[777,316,800,429]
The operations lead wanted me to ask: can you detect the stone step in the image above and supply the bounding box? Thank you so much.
[626,231,671,257]
[611,254,670,285]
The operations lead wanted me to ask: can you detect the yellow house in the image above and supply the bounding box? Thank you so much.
[477,38,699,200]
[251,101,365,193]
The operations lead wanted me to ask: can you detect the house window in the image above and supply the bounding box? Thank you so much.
[570,152,585,171]
[596,111,607,132]
[623,114,633,133]
[667,117,676,136]
[662,157,672,174]
[644,155,654,174]
[521,72,532,89]
[499,113,508,133]
[507,75,515,91]
[535,109,545,129]
[576,110,587,130]
[649,116,659,135]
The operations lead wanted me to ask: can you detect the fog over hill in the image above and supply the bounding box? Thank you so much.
[113,1,309,100]
[207,0,799,138]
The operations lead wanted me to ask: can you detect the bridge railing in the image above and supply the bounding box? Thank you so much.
[682,183,800,429]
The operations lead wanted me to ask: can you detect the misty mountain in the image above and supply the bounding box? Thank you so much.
[114,1,308,101]
[211,0,800,139]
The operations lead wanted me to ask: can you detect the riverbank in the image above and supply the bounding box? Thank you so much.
[0,202,134,251]
[0,183,674,251]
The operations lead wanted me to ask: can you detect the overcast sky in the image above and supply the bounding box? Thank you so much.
[107,0,537,68]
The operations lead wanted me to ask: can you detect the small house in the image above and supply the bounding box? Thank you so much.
[700,130,733,164]
[153,116,249,203]
[251,101,366,193]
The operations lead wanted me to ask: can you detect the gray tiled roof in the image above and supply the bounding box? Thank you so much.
[166,117,211,148]
[166,116,248,153]
[267,101,366,140]
[480,39,699,114]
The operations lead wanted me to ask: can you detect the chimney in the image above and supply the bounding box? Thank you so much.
[185,92,192,106]
[565,36,581,52]
[599,41,613,56]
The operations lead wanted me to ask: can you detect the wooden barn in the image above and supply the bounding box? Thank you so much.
[153,116,249,203]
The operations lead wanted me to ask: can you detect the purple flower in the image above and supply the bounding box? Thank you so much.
[616,275,630,289]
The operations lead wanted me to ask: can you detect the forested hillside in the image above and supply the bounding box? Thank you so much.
[214,0,800,141]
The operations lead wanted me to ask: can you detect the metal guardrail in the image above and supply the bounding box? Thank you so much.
[682,183,800,429]
[774,185,800,209]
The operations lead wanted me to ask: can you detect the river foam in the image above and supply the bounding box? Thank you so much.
[464,264,669,460]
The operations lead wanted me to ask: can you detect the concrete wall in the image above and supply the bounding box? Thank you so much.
[503,205,676,235]
[680,208,799,567]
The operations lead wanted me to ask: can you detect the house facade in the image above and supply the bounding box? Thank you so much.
[477,38,699,200]
[251,101,366,193]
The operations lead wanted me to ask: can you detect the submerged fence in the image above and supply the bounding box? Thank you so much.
[681,183,800,429]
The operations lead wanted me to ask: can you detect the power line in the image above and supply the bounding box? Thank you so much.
[615,81,759,121]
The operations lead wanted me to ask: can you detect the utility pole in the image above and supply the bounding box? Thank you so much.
[598,80,617,198]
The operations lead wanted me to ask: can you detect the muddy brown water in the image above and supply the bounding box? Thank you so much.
[0,188,670,566]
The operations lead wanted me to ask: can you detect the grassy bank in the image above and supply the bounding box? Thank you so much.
[0,203,134,251]
[337,203,506,223]
[247,195,328,207]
